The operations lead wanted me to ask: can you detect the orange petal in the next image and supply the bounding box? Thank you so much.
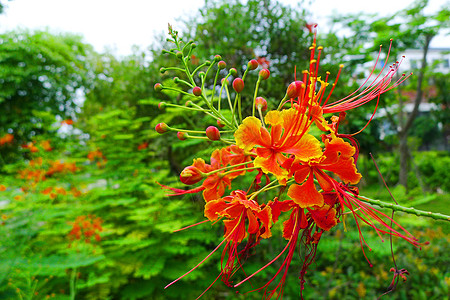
[234,116,271,151]
[321,157,362,185]
[254,153,288,183]
[268,199,294,223]
[293,165,310,184]
[284,133,322,161]
[246,210,259,234]
[313,169,334,192]
[224,217,246,243]
[204,199,229,221]
[287,174,324,208]
[264,109,284,126]
[310,205,338,231]
[323,136,356,162]
[256,205,273,239]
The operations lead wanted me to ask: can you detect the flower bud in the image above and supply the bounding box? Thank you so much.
[214,54,222,62]
[229,68,237,76]
[159,67,167,74]
[154,83,163,92]
[221,78,229,85]
[158,102,166,110]
[191,43,197,49]
[180,166,205,185]
[198,71,206,78]
[218,60,226,70]
[176,51,183,59]
[206,126,220,141]
[155,123,169,134]
[177,132,188,140]
[233,78,244,93]
[248,59,259,70]
[217,119,225,128]
[205,60,211,66]
[185,100,192,106]
[259,69,270,80]
[193,86,202,96]
[255,97,268,111]
[286,81,304,99]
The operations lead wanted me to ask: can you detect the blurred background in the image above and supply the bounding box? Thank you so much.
[0,0,448,299]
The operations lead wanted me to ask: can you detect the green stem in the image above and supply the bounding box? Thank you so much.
[204,161,254,176]
[70,267,77,300]
[210,67,221,107]
[252,77,262,116]
[357,195,450,222]
[277,94,289,110]
[164,103,210,112]
[220,166,259,177]
[237,94,242,124]
[248,179,280,201]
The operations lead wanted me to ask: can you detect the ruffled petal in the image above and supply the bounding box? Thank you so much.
[287,174,324,208]
[204,199,229,221]
[223,217,247,243]
[235,116,271,151]
[255,205,273,239]
[310,205,338,231]
[254,153,288,183]
[321,157,362,185]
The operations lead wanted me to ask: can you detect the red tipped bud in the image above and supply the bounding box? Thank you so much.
[193,86,202,96]
[255,97,268,111]
[218,60,226,69]
[259,69,270,80]
[286,81,304,99]
[206,126,220,141]
[232,78,244,93]
[217,119,225,128]
[221,78,229,85]
[155,123,169,134]
[180,166,205,185]
[158,102,166,110]
[248,59,258,70]
[214,54,222,62]
[154,83,163,92]
[177,132,188,140]
[185,100,192,106]
[229,68,237,76]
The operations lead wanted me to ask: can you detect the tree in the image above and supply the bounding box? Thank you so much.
[0,30,95,144]
[331,0,449,188]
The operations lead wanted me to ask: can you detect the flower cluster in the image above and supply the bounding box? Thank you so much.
[0,133,14,146]
[156,26,418,299]
[67,215,103,247]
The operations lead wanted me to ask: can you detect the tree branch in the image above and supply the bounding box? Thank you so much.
[357,194,450,222]
[400,33,434,136]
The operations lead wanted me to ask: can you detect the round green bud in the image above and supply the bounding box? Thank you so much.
[154,83,163,92]
[218,60,226,70]
[248,59,259,70]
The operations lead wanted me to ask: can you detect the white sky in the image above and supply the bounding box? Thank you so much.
[0,0,448,56]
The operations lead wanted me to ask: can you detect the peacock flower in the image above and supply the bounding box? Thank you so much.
[205,190,272,242]
[234,108,322,184]
[287,135,361,208]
